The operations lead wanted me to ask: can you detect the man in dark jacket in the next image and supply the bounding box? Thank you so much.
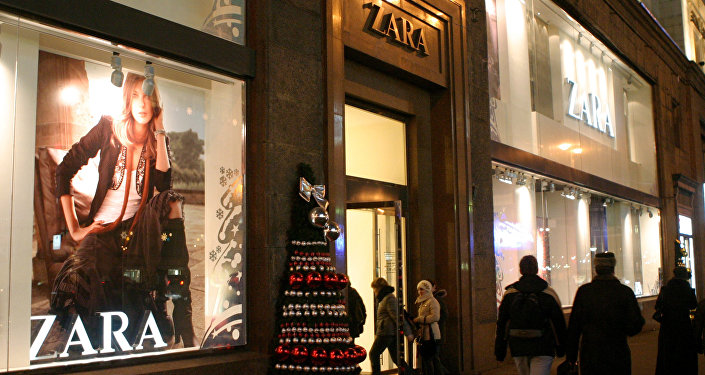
[495,255,567,375]
[566,252,645,375]
[346,282,366,343]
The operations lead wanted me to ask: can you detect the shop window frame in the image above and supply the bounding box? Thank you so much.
[0,0,255,80]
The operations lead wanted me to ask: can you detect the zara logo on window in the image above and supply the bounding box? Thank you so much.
[565,78,615,138]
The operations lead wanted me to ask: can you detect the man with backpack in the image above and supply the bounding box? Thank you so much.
[495,255,567,375]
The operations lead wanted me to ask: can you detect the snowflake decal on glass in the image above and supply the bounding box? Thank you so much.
[216,208,224,220]
[226,168,234,179]
[209,249,218,262]
[216,245,222,253]
[220,166,225,174]
[220,176,228,186]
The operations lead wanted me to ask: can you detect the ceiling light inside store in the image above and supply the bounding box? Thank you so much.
[648,209,653,218]
[497,171,513,184]
[558,143,571,151]
[571,147,583,154]
[561,187,576,200]
[516,174,527,186]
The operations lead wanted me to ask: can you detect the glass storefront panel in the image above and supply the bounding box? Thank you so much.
[111,0,245,45]
[487,0,658,196]
[0,15,246,371]
[493,164,661,306]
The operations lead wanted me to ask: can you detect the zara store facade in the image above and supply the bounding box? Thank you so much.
[0,0,705,375]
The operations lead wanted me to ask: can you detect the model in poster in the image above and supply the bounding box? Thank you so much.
[51,72,196,348]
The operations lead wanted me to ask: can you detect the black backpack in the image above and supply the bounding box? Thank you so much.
[506,291,547,339]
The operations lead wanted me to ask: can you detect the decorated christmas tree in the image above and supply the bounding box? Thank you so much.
[272,164,366,374]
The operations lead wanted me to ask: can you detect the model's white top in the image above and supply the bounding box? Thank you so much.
[94,169,141,223]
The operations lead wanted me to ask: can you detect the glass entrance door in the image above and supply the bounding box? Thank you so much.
[346,202,406,374]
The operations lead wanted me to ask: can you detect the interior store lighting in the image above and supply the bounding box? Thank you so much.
[558,143,572,151]
[571,147,583,154]
[110,52,123,87]
[497,170,513,184]
[561,187,576,200]
[516,174,527,186]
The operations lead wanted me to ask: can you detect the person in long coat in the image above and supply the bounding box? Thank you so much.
[369,277,399,375]
[414,280,442,375]
[654,266,698,375]
[566,252,645,375]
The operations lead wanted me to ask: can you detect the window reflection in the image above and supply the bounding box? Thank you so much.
[493,165,661,306]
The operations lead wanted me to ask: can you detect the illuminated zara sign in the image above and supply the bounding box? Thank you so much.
[30,311,167,361]
[565,78,615,138]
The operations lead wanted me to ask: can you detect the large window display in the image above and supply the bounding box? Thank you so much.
[111,0,245,45]
[0,15,245,372]
[493,164,661,306]
[486,0,658,195]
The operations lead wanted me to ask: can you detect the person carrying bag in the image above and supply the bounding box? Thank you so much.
[414,280,442,375]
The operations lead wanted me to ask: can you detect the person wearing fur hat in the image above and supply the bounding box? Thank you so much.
[414,279,442,375]
[566,252,645,375]
[654,266,698,375]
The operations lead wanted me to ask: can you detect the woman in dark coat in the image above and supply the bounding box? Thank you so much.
[654,266,698,375]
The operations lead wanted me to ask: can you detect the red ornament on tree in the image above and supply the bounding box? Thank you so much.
[310,347,328,366]
[289,272,304,289]
[274,344,291,361]
[336,273,349,289]
[354,345,367,363]
[329,348,345,366]
[306,271,323,288]
[343,347,357,366]
[291,345,309,364]
[323,273,339,289]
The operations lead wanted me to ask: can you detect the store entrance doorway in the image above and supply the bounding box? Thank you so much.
[346,201,407,374]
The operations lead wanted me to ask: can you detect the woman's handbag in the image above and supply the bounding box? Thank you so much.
[557,360,578,375]
[418,323,437,357]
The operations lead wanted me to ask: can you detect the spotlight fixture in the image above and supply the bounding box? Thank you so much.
[549,183,555,192]
[497,171,513,185]
[647,209,653,218]
[516,174,527,186]
[561,187,576,200]
[142,61,155,96]
[602,197,614,207]
[110,52,123,87]
[577,33,583,45]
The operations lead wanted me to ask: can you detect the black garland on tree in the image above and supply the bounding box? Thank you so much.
[272,164,366,374]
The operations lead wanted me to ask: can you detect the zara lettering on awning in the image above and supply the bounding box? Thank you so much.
[565,78,615,138]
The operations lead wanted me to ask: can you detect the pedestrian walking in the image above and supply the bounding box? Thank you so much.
[566,252,645,375]
[654,266,698,375]
[494,255,567,375]
[346,280,366,344]
[369,277,399,375]
[414,280,442,375]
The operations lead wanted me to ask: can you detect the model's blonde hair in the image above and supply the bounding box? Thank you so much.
[112,72,162,159]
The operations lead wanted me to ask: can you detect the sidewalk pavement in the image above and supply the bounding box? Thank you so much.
[478,328,705,375]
